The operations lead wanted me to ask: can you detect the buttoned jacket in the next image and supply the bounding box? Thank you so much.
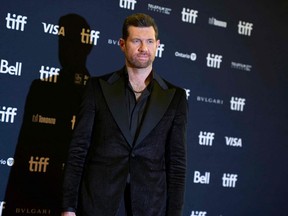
[62,68,188,216]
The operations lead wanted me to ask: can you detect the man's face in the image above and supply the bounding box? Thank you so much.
[120,26,160,69]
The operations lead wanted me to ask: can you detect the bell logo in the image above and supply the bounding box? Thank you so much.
[193,171,210,184]
[29,156,49,173]
[0,59,22,76]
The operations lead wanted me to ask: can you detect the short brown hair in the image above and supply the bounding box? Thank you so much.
[122,13,159,40]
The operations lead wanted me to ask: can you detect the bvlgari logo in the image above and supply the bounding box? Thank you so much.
[196,96,224,105]
[15,208,51,215]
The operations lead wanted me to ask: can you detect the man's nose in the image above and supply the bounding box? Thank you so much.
[139,42,148,52]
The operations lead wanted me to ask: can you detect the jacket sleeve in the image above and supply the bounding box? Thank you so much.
[61,79,97,211]
[166,89,188,216]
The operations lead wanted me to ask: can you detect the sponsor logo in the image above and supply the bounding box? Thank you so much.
[191,211,207,216]
[15,208,51,215]
[29,156,49,173]
[156,44,165,58]
[42,22,65,36]
[238,21,253,36]
[208,17,227,28]
[193,171,210,184]
[206,53,223,69]
[230,97,246,112]
[175,51,197,61]
[0,158,14,166]
[32,114,56,125]
[0,106,17,123]
[119,0,137,10]
[81,28,100,45]
[108,39,120,46]
[222,173,238,188]
[148,4,172,15]
[6,13,27,31]
[0,59,22,76]
[196,96,224,105]
[181,8,198,24]
[199,131,215,146]
[225,136,242,147]
[231,61,252,71]
[39,65,60,83]
[0,202,5,216]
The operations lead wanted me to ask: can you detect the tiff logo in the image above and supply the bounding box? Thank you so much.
[81,29,100,45]
[181,8,198,24]
[184,88,190,100]
[230,97,246,111]
[0,201,5,216]
[29,156,49,172]
[0,106,17,123]
[191,211,207,216]
[222,173,238,188]
[119,0,137,10]
[6,13,27,31]
[206,53,222,69]
[71,115,76,130]
[39,66,60,83]
[156,44,165,58]
[238,21,253,36]
[199,131,215,146]
[193,171,210,184]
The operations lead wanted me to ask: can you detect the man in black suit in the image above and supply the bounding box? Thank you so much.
[61,13,188,216]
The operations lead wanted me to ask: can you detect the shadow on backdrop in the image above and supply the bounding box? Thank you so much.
[4,14,92,216]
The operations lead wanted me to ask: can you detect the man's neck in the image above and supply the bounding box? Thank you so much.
[126,66,152,86]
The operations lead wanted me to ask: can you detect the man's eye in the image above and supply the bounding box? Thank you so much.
[148,40,154,44]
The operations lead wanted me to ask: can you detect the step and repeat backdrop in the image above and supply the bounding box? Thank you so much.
[1,0,288,215]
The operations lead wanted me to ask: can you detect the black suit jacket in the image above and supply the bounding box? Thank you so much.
[62,68,188,216]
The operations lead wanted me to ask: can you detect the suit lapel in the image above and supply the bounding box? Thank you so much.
[134,81,175,146]
[99,70,176,147]
[99,73,133,146]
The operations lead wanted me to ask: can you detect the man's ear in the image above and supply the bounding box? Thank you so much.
[156,39,160,47]
[119,38,125,51]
